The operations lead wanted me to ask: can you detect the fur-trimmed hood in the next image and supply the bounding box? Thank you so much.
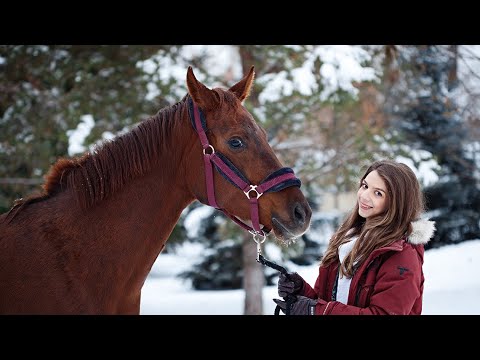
[408,218,436,245]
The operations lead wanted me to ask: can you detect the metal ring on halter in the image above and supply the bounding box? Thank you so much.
[249,230,266,244]
[203,145,215,155]
[244,185,263,199]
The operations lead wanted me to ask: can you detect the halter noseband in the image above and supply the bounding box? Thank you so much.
[188,97,302,238]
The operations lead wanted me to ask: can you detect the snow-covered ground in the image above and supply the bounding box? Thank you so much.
[140,239,480,315]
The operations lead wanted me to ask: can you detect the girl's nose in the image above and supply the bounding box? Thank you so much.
[360,194,370,203]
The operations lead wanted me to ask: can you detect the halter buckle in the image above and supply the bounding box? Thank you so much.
[244,185,263,199]
[203,145,215,155]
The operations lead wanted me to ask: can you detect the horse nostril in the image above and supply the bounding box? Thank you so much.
[293,203,306,225]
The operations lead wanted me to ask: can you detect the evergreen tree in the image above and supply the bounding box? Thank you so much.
[386,46,480,247]
[0,45,171,212]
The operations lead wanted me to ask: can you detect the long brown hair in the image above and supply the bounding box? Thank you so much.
[321,159,426,277]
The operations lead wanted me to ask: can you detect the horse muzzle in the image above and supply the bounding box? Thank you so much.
[272,201,312,244]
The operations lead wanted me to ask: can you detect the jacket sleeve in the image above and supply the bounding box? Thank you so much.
[315,245,424,315]
[299,279,318,299]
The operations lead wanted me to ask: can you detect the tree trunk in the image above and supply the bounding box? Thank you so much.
[448,45,458,91]
[242,231,264,314]
[238,46,266,315]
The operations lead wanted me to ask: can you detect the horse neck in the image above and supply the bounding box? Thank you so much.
[73,102,196,298]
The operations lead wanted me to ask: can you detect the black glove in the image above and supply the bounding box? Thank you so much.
[273,296,317,315]
[278,272,304,298]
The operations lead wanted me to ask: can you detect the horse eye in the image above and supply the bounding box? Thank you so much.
[228,138,244,149]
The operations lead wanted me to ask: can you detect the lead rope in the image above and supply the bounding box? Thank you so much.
[254,236,296,315]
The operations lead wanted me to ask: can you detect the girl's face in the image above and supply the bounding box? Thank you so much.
[357,170,388,220]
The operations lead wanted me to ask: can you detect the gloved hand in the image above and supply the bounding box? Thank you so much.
[278,272,304,298]
[273,296,317,315]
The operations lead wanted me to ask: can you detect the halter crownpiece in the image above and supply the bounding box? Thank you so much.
[187,97,302,237]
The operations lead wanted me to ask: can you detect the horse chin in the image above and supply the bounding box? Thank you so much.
[239,219,271,236]
[271,217,302,246]
[260,226,272,236]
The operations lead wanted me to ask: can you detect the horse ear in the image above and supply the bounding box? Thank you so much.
[229,65,255,102]
[186,66,219,110]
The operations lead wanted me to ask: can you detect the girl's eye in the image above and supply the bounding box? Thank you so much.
[375,191,383,197]
[228,138,244,149]
[362,183,368,189]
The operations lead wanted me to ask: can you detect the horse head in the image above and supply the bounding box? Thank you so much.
[185,66,312,244]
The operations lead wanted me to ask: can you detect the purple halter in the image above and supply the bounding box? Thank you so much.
[188,97,302,237]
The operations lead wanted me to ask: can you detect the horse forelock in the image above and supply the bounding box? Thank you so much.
[210,88,249,128]
[12,98,189,214]
[214,88,238,108]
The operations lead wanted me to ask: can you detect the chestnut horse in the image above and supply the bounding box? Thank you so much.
[0,66,312,314]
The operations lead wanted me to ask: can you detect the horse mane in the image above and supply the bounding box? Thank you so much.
[6,96,189,220]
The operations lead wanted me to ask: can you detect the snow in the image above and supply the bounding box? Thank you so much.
[258,45,379,103]
[140,239,480,315]
[66,114,95,156]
